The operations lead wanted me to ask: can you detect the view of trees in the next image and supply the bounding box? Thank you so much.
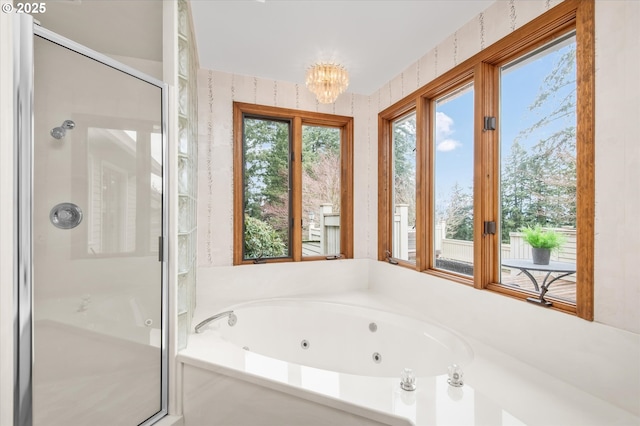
[441,39,577,243]
[242,118,341,258]
[393,113,417,228]
[243,215,286,259]
[500,39,577,242]
[302,125,341,227]
[243,117,290,257]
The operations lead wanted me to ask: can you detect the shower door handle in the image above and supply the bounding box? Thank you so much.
[50,202,83,229]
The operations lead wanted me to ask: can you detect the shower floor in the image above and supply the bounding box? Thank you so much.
[33,321,160,426]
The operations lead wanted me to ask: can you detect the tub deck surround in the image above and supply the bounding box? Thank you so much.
[180,294,639,425]
[195,259,372,314]
[366,261,640,418]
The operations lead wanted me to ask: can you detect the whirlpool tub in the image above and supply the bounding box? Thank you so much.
[178,297,476,425]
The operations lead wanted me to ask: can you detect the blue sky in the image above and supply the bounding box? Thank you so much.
[433,38,576,210]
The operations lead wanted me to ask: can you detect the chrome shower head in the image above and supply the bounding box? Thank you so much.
[50,126,66,139]
[50,120,76,140]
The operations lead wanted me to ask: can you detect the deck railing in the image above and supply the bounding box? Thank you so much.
[303,203,577,275]
[304,203,340,256]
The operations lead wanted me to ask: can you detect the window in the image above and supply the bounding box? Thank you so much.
[499,34,578,305]
[302,125,343,257]
[391,111,417,264]
[234,103,353,264]
[433,83,475,276]
[241,116,292,259]
[378,0,594,319]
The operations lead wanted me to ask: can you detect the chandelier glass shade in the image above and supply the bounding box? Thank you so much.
[305,63,349,104]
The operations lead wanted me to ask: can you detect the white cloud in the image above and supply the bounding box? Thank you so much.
[437,138,462,152]
[435,111,462,152]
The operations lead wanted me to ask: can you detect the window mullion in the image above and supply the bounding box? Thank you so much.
[292,116,303,262]
[473,62,500,289]
[575,0,595,320]
[377,117,392,261]
[340,121,354,259]
[416,97,430,271]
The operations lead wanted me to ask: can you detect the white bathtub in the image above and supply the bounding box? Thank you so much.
[182,297,472,425]
[197,299,473,378]
[179,293,640,426]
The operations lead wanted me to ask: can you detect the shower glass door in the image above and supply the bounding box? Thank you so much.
[31,30,166,426]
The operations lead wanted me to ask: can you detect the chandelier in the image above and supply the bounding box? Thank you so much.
[305,63,349,104]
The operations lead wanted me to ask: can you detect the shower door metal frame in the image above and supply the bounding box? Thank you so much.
[13,13,169,426]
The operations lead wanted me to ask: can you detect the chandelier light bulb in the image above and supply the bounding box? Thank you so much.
[305,63,349,104]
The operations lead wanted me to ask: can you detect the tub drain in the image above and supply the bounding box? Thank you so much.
[369,322,377,332]
[372,352,382,363]
[301,340,310,349]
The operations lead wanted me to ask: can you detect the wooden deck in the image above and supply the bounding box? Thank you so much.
[501,270,577,303]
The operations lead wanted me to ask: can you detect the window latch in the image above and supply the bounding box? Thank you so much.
[326,254,343,260]
[385,250,399,265]
[483,116,496,131]
[483,221,496,235]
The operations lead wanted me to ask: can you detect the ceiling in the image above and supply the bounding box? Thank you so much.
[191,0,495,96]
[20,0,163,62]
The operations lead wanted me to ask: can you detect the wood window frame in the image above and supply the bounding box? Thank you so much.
[378,0,594,319]
[233,102,354,265]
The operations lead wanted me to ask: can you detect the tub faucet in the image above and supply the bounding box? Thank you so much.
[194,310,237,333]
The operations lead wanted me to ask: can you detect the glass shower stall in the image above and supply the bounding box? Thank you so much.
[13,14,168,426]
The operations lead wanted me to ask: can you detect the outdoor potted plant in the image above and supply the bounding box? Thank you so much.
[521,225,565,265]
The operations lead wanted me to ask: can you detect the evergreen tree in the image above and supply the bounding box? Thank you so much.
[501,140,533,242]
[499,40,577,241]
[520,42,577,228]
[444,182,473,241]
[243,117,290,238]
[393,115,417,225]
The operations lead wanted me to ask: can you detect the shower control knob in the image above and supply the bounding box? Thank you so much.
[50,202,83,229]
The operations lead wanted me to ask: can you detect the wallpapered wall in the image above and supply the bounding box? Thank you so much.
[196,0,640,333]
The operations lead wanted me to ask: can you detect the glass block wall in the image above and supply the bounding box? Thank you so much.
[177,0,198,349]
